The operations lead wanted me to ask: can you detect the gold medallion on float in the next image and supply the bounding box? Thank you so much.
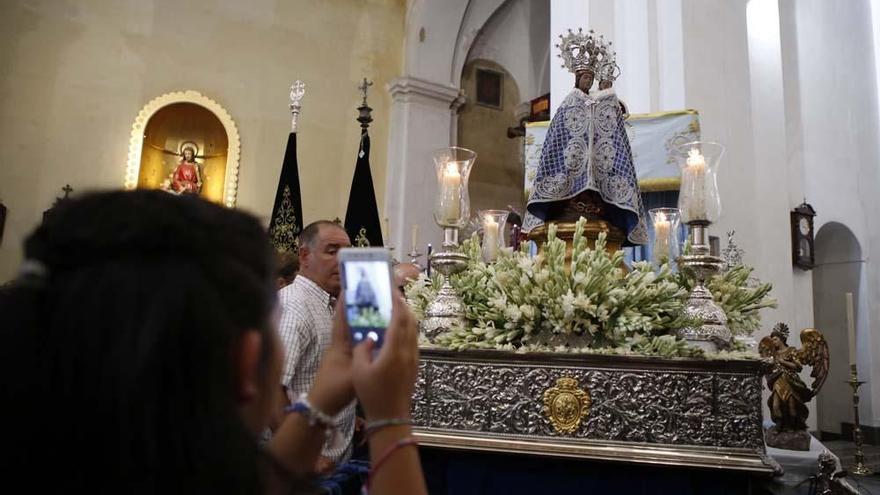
[543,377,591,434]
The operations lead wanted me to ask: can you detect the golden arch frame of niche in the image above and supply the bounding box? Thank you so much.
[124,90,242,207]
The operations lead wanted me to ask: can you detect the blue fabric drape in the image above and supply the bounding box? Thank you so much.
[420,448,759,495]
[318,459,370,495]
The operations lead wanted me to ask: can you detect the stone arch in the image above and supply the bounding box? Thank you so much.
[812,221,864,437]
[386,0,531,250]
[403,0,508,86]
[458,59,523,216]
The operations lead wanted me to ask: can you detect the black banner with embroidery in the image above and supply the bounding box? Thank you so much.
[269,133,304,253]
[344,131,383,247]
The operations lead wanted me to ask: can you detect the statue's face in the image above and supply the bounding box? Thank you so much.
[183,148,194,161]
[598,80,612,90]
[575,70,594,93]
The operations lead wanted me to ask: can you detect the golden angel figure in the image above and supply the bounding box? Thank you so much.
[759,323,829,450]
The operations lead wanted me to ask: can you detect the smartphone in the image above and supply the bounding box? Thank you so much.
[338,247,394,349]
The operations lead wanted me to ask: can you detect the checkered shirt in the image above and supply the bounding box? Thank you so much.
[278,275,355,463]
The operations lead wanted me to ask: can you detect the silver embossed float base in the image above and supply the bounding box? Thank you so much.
[412,348,778,474]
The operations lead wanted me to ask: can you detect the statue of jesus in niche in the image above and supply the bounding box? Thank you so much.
[150,141,222,196]
[166,145,202,194]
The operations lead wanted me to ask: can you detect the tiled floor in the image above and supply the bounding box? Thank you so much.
[821,440,880,492]
[823,439,880,473]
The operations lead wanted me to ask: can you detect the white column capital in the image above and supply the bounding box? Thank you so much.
[387,76,462,108]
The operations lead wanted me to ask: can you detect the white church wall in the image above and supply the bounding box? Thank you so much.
[746,0,806,408]
[790,0,880,426]
[549,0,686,116]
[465,0,551,102]
[550,0,587,116]
[681,0,762,274]
[812,222,864,434]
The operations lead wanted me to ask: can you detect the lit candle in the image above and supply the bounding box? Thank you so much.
[652,212,671,263]
[440,162,462,223]
[846,292,857,365]
[482,215,500,262]
[411,224,419,252]
[683,148,707,221]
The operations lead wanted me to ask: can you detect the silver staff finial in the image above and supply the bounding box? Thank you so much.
[289,80,306,132]
[358,78,373,107]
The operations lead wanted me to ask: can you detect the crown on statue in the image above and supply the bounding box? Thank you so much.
[771,322,790,342]
[557,28,621,80]
[557,28,598,73]
[595,41,620,82]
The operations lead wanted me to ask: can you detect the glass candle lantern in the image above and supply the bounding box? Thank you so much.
[479,209,509,263]
[432,147,476,229]
[648,207,681,267]
[675,141,724,224]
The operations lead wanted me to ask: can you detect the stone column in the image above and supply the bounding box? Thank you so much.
[384,76,464,255]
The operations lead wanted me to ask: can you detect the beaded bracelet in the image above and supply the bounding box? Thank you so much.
[284,393,335,429]
[365,437,418,492]
[363,418,412,438]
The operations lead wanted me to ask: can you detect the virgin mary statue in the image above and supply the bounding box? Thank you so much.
[524,29,647,248]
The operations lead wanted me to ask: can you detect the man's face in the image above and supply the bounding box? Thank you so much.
[300,225,351,296]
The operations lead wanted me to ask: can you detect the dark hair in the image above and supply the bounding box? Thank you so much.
[1,190,279,492]
[276,251,299,280]
[298,220,345,249]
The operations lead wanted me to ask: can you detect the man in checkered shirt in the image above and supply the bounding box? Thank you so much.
[278,220,354,472]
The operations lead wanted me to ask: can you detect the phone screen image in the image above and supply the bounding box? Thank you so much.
[342,260,393,348]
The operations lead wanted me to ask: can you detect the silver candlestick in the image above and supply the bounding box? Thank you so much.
[423,146,475,341]
[847,364,873,476]
[421,228,469,341]
[677,221,732,352]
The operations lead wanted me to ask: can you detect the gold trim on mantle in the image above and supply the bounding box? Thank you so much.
[638,177,682,192]
[628,108,699,120]
[124,90,242,207]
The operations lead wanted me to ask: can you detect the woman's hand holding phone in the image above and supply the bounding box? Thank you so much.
[308,291,419,420]
[351,289,419,421]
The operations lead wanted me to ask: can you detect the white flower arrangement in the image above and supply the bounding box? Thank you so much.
[406,217,775,359]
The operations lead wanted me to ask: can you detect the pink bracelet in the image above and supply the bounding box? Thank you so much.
[364,437,418,493]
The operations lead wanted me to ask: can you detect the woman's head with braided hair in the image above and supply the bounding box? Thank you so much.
[1,189,286,492]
